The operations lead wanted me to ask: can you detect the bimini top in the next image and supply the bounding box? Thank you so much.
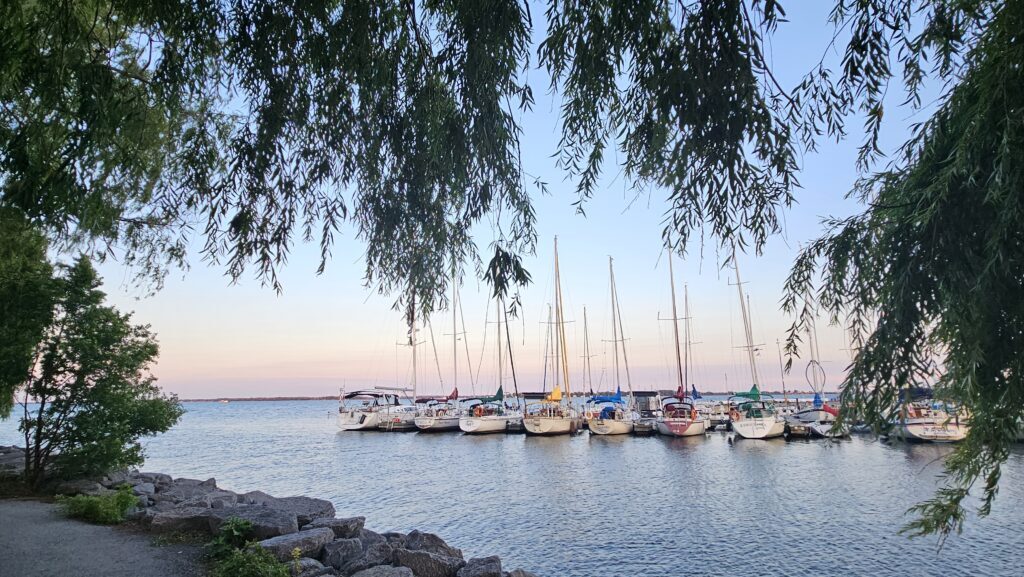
[343,390,401,404]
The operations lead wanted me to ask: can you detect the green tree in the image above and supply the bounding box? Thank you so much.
[1,0,1019,537]
[0,207,54,417]
[19,257,183,487]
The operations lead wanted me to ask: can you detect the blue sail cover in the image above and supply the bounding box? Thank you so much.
[590,386,624,405]
[691,385,703,400]
[813,392,823,408]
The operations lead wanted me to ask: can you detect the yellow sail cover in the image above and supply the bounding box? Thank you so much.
[545,387,563,402]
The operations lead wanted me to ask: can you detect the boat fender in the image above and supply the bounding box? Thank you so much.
[358,414,366,424]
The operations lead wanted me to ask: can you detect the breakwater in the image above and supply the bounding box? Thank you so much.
[59,469,537,577]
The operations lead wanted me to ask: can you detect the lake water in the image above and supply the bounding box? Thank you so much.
[3,400,1022,576]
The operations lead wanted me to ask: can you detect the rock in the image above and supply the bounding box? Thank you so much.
[181,489,239,509]
[55,479,107,496]
[357,529,386,549]
[393,549,465,577]
[292,557,334,577]
[405,530,463,559]
[239,490,278,505]
[132,482,156,496]
[506,570,538,577]
[209,506,299,539]
[134,472,172,484]
[350,567,414,577]
[258,527,335,562]
[200,477,217,487]
[340,543,395,576]
[276,496,336,525]
[171,477,206,486]
[321,538,362,570]
[302,516,365,539]
[159,483,222,503]
[150,507,215,533]
[103,470,130,487]
[382,532,407,548]
[457,557,501,577]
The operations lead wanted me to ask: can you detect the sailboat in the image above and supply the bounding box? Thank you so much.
[588,257,638,435]
[415,275,463,432]
[728,245,785,440]
[378,299,420,431]
[336,388,405,431]
[524,238,581,436]
[655,250,708,437]
[784,306,847,438]
[459,297,524,434]
[889,387,969,443]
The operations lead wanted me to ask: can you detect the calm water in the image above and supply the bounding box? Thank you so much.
[3,400,1022,576]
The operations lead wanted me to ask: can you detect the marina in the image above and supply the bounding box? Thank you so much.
[7,400,1014,577]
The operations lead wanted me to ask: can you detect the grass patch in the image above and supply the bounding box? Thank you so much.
[57,485,137,524]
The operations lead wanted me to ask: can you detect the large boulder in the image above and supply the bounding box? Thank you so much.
[393,549,465,577]
[357,529,386,549]
[457,557,501,577]
[181,489,239,509]
[405,530,463,559]
[55,479,107,496]
[258,527,335,562]
[275,496,336,525]
[133,472,172,485]
[382,532,407,548]
[158,482,221,504]
[350,568,414,577]
[322,538,363,570]
[339,543,395,576]
[302,517,365,539]
[208,506,299,539]
[150,507,215,533]
[131,482,156,496]
[239,490,278,505]
[292,557,334,577]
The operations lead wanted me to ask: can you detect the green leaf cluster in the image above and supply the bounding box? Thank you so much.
[206,519,287,577]
[784,0,1023,543]
[57,484,139,524]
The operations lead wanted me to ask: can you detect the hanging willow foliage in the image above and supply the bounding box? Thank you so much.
[1,0,1020,537]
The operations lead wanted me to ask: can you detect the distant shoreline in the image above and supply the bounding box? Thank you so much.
[181,390,841,403]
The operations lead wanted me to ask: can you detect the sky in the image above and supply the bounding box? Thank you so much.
[93,3,935,400]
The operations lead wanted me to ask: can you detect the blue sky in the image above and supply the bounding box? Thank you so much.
[94,3,935,399]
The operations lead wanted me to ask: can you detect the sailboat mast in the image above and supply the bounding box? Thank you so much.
[502,300,522,410]
[411,294,418,399]
[554,238,572,401]
[611,259,634,401]
[732,245,760,388]
[609,257,621,391]
[668,249,685,391]
[777,340,788,402]
[683,285,692,393]
[497,298,503,392]
[452,266,458,398]
[583,307,593,393]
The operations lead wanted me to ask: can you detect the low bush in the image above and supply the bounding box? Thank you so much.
[57,485,138,524]
[206,517,256,560]
[209,546,289,577]
[206,517,288,577]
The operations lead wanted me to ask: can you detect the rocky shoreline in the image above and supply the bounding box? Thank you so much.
[1,446,536,577]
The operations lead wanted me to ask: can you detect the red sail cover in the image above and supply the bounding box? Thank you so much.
[675,385,686,399]
[822,404,839,416]
[447,387,459,401]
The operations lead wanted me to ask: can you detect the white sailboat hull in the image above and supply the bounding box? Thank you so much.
[524,416,577,436]
[414,416,461,431]
[732,417,786,439]
[587,417,634,435]
[459,415,514,434]
[656,418,708,437]
[893,420,968,443]
[336,410,380,431]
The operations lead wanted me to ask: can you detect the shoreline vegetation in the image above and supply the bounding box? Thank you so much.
[0,445,536,577]
[183,390,840,403]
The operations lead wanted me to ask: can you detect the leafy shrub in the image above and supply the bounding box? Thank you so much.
[58,485,138,524]
[206,517,256,560]
[209,546,288,577]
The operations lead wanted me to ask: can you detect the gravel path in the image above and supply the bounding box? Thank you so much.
[0,499,205,577]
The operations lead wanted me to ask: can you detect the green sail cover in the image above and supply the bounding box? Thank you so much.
[734,384,761,400]
[476,385,504,404]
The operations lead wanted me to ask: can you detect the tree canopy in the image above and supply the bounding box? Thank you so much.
[1,0,1020,537]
